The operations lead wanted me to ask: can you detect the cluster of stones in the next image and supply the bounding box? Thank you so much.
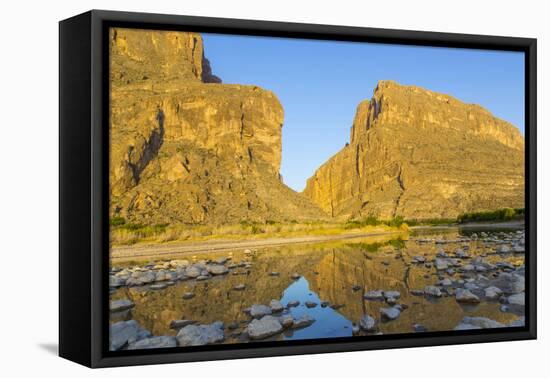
[241,301,316,340]
[109,297,318,350]
[355,230,526,333]
[411,231,525,306]
[109,248,326,350]
[109,231,526,349]
[109,250,258,292]
[357,290,407,333]
[417,230,525,252]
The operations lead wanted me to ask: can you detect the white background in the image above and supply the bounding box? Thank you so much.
[0,0,546,375]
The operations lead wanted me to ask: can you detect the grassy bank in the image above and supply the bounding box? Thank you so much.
[110,217,408,246]
[397,208,525,226]
[457,208,524,224]
[110,207,524,246]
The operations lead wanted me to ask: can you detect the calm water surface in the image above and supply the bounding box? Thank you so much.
[110,226,525,344]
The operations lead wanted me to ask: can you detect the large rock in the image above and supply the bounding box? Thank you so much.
[497,245,512,253]
[279,314,294,328]
[170,319,197,329]
[491,273,525,294]
[206,264,229,275]
[249,304,272,319]
[185,266,202,278]
[292,314,316,329]
[176,322,225,346]
[484,286,503,300]
[109,320,141,351]
[129,271,156,285]
[127,336,177,350]
[303,81,524,220]
[434,258,449,271]
[423,285,442,298]
[454,316,504,330]
[154,270,171,282]
[247,315,283,339]
[364,290,384,300]
[507,293,525,307]
[110,299,134,312]
[109,28,325,225]
[359,315,377,331]
[109,275,126,288]
[455,288,480,303]
[269,299,284,312]
[380,307,401,321]
[383,291,401,300]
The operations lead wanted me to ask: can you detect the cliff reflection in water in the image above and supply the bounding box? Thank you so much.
[111,229,524,342]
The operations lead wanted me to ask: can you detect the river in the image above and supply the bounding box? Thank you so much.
[109,226,526,350]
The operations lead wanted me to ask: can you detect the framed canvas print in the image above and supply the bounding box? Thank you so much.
[59,10,537,368]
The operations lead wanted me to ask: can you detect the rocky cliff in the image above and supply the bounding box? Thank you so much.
[110,28,325,224]
[303,81,525,220]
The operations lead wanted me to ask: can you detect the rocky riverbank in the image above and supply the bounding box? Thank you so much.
[109,228,526,350]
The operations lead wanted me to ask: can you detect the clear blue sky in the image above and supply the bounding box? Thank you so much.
[202,33,525,192]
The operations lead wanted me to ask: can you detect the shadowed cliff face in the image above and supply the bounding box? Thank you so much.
[109,28,325,224]
[303,81,525,220]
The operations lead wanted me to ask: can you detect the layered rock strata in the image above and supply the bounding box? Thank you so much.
[303,81,524,220]
[110,28,325,224]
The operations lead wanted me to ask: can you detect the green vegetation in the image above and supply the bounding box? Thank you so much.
[345,207,525,228]
[109,216,126,226]
[404,218,456,227]
[387,216,405,228]
[364,242,383,253]
[344,215,406,229]
[457,208,524,224]
[345,241,383,253]
[110,217,404,246]
[388,237,406,249]
[345,237,405,253]
[109,207,524,246]
[109,218,169,244]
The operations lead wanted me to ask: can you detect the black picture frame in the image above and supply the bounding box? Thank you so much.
[59,9,537,368]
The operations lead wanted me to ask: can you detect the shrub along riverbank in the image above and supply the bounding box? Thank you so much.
[109,207,524,246]
[456,208,525,224]
[109,217,408,246]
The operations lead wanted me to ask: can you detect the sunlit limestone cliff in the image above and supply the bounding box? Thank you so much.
[109,28,325,224]
[303,81,524,220]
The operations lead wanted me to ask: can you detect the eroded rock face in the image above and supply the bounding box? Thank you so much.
[111,28,205,85]
[303,81,525,220]
[109,28,325,224]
